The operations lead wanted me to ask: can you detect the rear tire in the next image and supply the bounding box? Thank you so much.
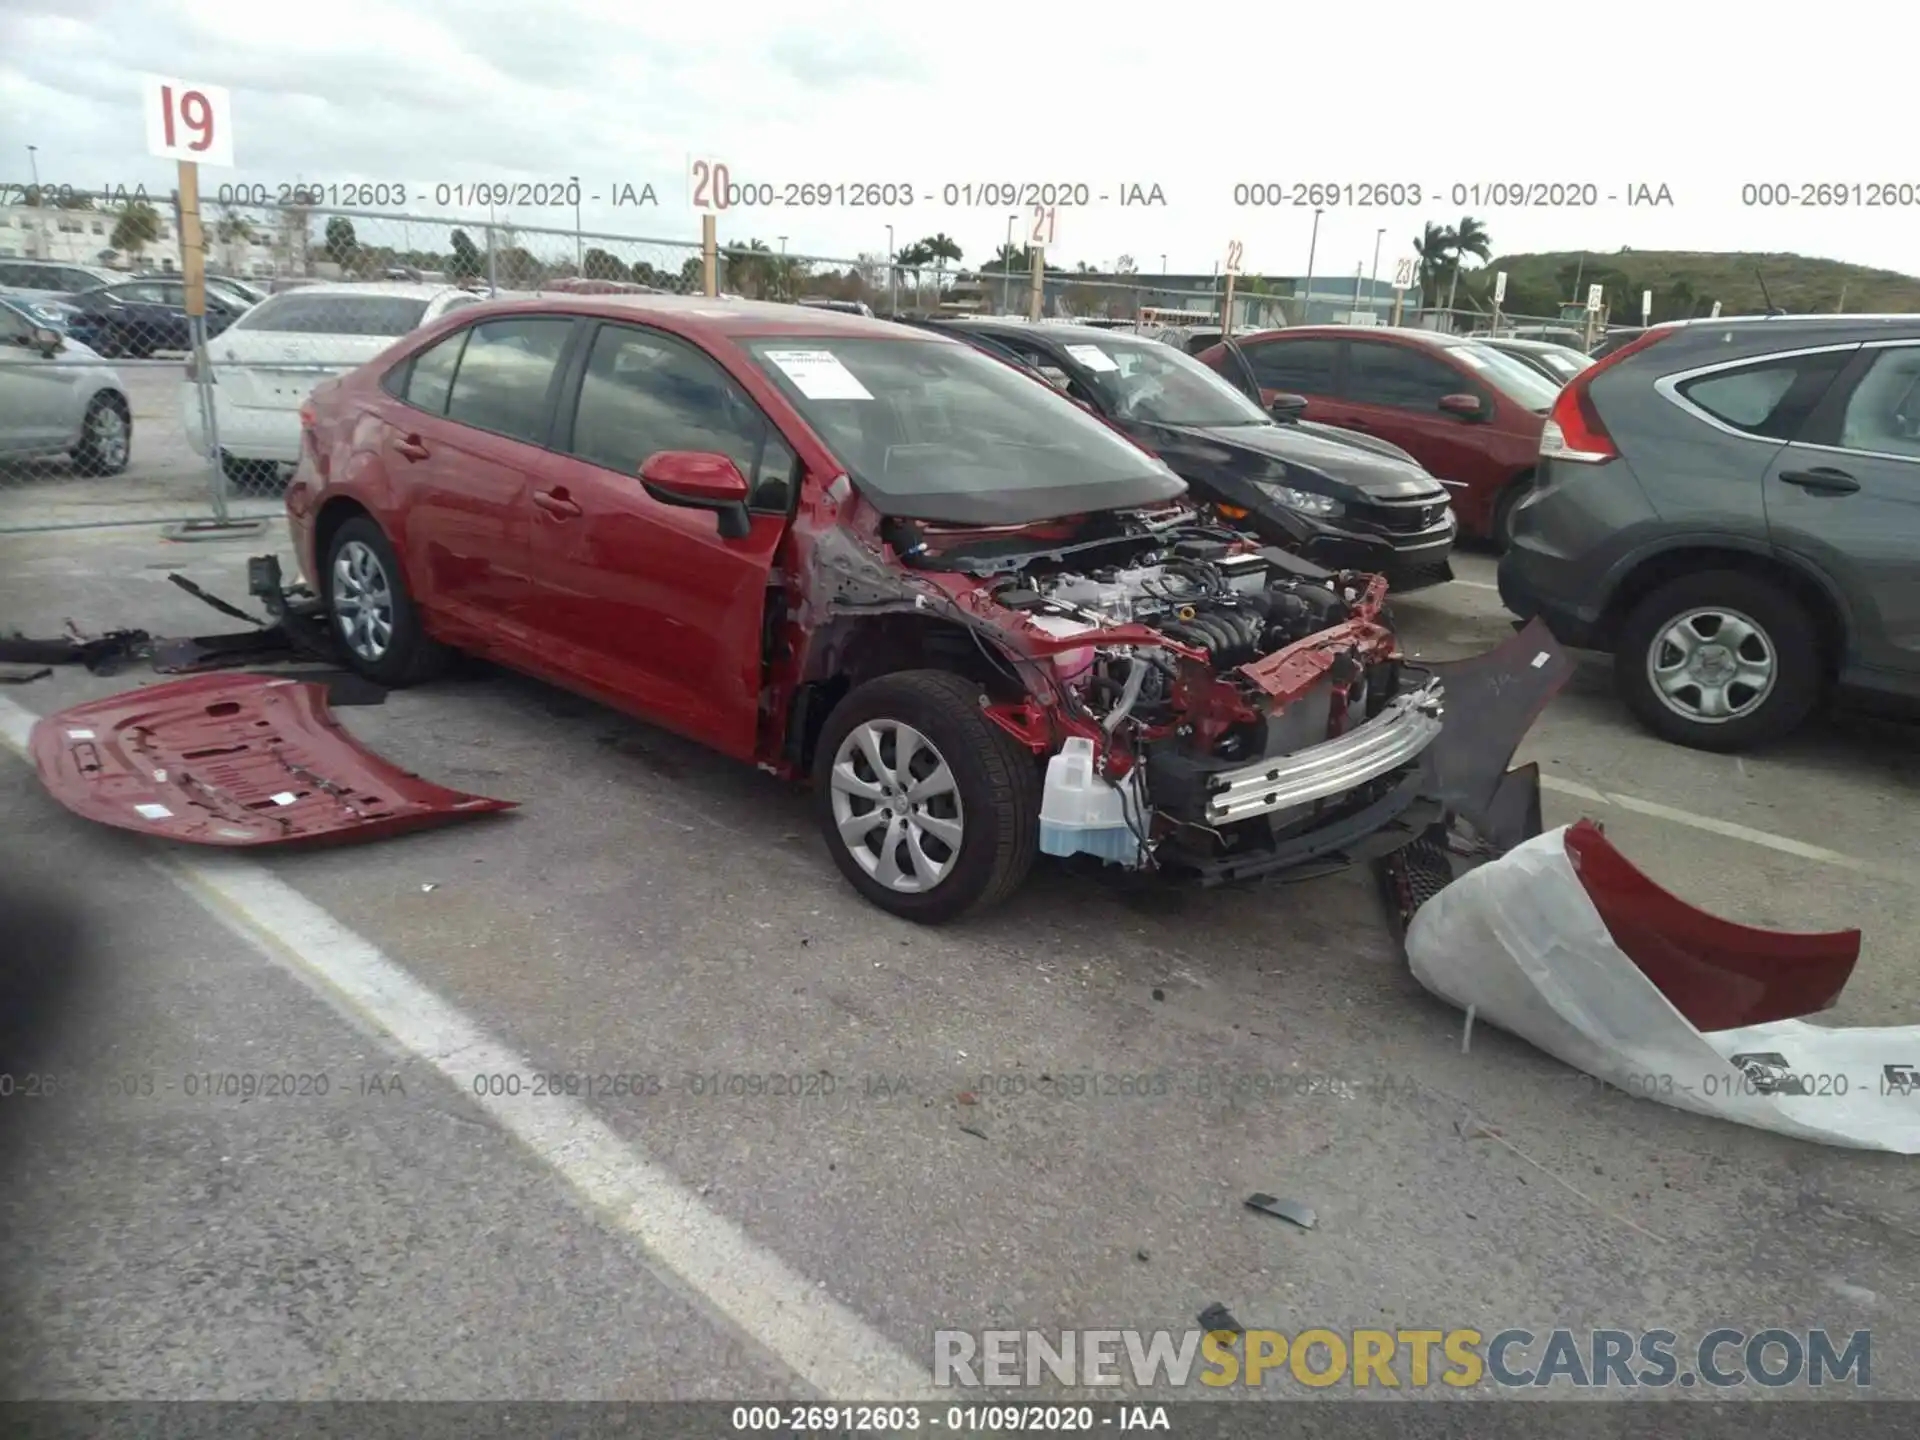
[1614,570,1822,752]
[321,516,451,686]
[813,670,1040,923]
[70,393,131,476]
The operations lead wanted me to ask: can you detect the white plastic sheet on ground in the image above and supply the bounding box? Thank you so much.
[1405,826,1920,1154]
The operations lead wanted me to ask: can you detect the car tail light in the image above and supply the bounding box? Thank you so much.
[1540,326,1675,463]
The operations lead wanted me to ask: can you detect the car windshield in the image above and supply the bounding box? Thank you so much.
[1058,334,1273,427]
[743,335,1185,524]
[1533,347,1593,380]
[233,293,432,336]
[1450,342,1563,411]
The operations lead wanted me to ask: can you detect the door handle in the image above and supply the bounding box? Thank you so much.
[1778,467,1860,495]
[532,488,582,518]
[394,435,430,462]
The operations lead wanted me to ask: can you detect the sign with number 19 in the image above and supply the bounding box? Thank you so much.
[142,74,234,167]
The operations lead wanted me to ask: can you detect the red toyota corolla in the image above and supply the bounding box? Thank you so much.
[286,294,1543,921]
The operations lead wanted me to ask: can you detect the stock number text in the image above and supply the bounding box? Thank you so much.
[1742,182,1920,208]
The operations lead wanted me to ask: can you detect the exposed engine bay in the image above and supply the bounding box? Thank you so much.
[937,524,1452,886]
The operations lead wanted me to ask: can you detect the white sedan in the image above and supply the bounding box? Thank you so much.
[0,298,132,476]
[181,282,484,487]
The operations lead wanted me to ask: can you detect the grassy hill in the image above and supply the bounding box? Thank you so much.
[1460,250,1920,324]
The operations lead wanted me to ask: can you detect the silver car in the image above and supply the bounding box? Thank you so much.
[0,298,133,476]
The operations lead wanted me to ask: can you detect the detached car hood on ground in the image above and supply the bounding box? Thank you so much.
[30,673,514,846]
[1165,421,1446,502]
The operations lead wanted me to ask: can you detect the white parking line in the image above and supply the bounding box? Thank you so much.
[1452,579,1500,591]
[0,695,938,1402]
[1541,773,1903,883]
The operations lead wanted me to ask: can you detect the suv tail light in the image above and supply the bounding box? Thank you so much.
[1540,326,1675,464]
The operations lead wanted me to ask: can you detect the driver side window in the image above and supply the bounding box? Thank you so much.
[0,306,32,344]
[568,323,797,512]
[995,339,1099,406]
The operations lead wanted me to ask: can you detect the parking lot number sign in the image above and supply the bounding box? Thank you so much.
[142,75,234,167]
[1587,283,1605,313]
[1393,257,1416,291]
[1493,270,1507,304]
[1225,240,1243,276]
[689,157,731,213]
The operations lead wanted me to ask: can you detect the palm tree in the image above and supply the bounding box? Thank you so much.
[1412,223,1449,311]
[214,206,255,274]
[110,200,163,263]
[895,241,933,306]
[723,238,775,297]
[1442,215,1492,312]
[914,233,962,299]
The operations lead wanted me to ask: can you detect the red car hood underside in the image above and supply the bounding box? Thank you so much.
[30,673,514,846]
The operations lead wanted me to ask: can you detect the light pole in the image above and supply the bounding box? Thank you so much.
[885,223,896,315]
[26,144,43,259]
[1370,227,1385,321]
[1003,213,1016,314]
[1303,207,1323,323]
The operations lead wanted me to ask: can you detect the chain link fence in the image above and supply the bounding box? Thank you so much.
[0,189,881,534]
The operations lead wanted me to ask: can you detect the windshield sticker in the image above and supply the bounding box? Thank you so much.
[1065,343,1120,372]
[764,349,874,400]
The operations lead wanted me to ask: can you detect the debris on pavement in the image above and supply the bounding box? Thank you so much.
[1197,1304,1243,1337]
[0,664,52,685]
[0,626,151,676]
[29,673,514,848]
[1404,822,1918,1153]
[958,1123,989,1141]
[1244,1193,1317,1230]
[167,572,271,629]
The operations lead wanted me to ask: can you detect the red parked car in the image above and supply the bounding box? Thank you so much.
[1198,326,1563,548]
[286,295,1543,921]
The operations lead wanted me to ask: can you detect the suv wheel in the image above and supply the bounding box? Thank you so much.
[814,670,1039,923]
[321,517,451,685]
[1615,570,1822,751]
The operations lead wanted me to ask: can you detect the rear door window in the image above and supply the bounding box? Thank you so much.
[393,329,471,414]
[1674,350,1853,441]
[1822,345,1920,460]
[444,317,576,445]
[1245,338,1339,394]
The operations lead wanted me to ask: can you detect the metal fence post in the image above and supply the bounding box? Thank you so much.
[702,215,717,297]
[193,315,231,525]
[485,223,499,295]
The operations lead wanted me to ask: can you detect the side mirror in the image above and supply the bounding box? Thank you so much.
[1268,392,1308,422]
[29,327,63,356]
[1438,392,1486,420]
[639,450,753,540]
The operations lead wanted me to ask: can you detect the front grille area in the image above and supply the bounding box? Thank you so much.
[1361,498,1452,535]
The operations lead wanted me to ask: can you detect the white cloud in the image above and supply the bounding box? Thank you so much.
[2,0,1914,282]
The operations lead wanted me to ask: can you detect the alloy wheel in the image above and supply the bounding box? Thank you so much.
[87,404,129,470]
[828,719,965,893]
[1646,606,1777,724]
[331,539,395,662]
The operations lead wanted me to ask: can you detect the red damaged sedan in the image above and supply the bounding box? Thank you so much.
[287,295,1551,921]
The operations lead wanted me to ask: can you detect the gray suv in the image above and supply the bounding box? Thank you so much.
[1498,315,1920,751]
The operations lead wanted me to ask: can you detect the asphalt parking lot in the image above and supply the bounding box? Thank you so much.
[1,521,1916,1403]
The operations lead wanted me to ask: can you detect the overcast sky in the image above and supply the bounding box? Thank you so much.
[3,0,1914,284]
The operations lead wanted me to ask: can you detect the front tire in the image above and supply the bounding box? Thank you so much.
[71,393,131,476]
[813,670,1040,923]
[321,516,450,685]
[1490,472,1535,553]
[1614,570,1822,752]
